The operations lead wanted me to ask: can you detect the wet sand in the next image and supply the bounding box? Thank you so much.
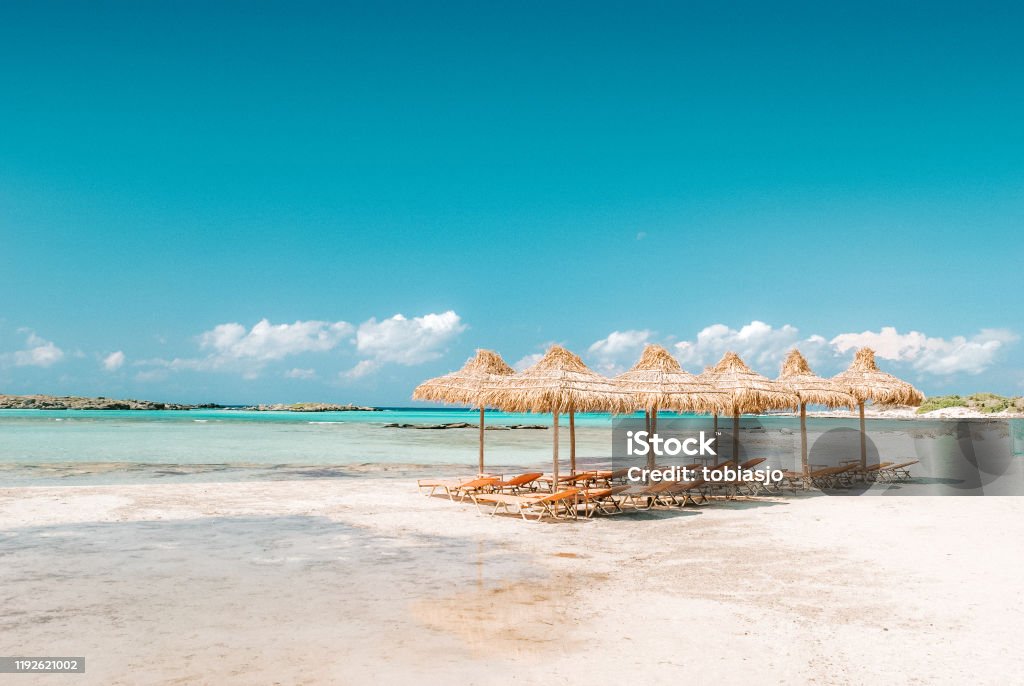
[1,478,1022,684]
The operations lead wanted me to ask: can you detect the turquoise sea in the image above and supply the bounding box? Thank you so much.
[1,408,1021,489]
[0,408,616,484]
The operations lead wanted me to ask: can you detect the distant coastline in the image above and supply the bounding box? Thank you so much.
[2,393,1021,419]
[0,395,380,412]
[238,402,381,412]
[797,393,1024,420]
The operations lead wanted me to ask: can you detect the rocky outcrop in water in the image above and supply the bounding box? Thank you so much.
[0,394,216,410]
[382,422,547,430]
[242,402,380,412]
[0,395,380,412]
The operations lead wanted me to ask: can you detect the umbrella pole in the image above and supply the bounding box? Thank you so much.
[478,407,485,476]
[552,410,560,492]
[644,410,655,471]
[859,400,867,473]
[713,413,718,435]
[800,402,809,489]
[732,412,740,461]
[569,410,576,475]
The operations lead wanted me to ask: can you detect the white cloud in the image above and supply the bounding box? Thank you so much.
[11,331,65,368]
[136,311,466,382]
[588,329,652,374]
[134,368,168,383]
[674,321,828,372]
[512,339,566,371]
[136,318,353,379]
[513,352,544,371]
[200,318,353,363]
[831,327,1018,375]
[671,321,1016,377]
[344,359,379,379]
[831,327,926,361]
[354,311,466,367]
[103,350,126,371]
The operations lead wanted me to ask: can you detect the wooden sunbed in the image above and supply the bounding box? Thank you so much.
[616,480,677,510]
[567,471,602,487]
[416,476,499,501]
[537,471,599,491]
[781,464,856,490]
[847,461,893,481]
[592,467,633,486]
[660,478,711,506]
[417,476,471,497]
[450,477,502,501]
[612,477,709,509]
[473,488,581,521]
[578,485,631,517]
[492,472,543,494]
[703,459,765,498]
[720,458,770,496]
[780,470,806,490]
[810,464,859,488]
[876,460,919,483]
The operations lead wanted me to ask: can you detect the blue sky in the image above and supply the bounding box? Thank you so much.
[1,1,1022,404]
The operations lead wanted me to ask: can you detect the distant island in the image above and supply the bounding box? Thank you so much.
[238,402,380,412]
[0,394,213,410]
[0,395,379,412]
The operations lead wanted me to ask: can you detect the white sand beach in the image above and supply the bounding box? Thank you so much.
[2,477,1022,685]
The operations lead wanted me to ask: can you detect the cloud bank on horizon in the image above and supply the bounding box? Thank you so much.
[0,314,1019,401]
[127,311,467,383]
[588,321,1019,379]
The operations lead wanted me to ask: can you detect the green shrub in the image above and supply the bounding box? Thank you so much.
[916,395,964,414]
[917,393,1021,414]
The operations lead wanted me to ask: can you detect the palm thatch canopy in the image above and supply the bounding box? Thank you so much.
[412,349,516,476]
[412,349,515,407]
[776,349,856,487]
[776,349,857,409]
[481,345,632,413]
[614,344,731,414]
[699,352,799,413]
[832,348,925,407]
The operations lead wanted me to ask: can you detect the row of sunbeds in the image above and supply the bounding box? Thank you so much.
[779,460,920,490]
[417,457,919,521]
[418,458,774,521]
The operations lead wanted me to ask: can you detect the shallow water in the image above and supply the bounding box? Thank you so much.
[0,409,1020,491]
[0,510,551,682]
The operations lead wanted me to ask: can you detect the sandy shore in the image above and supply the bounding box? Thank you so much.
[1,478,1022,685]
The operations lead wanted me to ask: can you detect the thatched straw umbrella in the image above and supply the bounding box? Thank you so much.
[699,352,799,460]
[776,349,857,486]
[481,345,633,486]
[412,349,515,475]
[832,347,924,472]
[614,345,731,465]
